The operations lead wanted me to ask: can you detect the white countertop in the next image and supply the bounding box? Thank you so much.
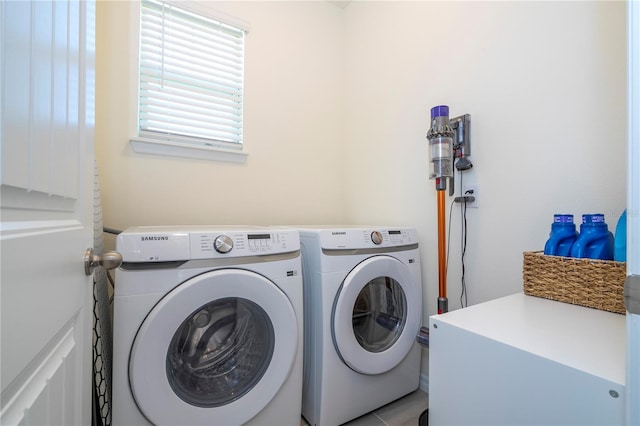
[431,292,627,385]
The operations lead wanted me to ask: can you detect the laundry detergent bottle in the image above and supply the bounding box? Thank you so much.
[614,209,627,262]
[569,214,614,260]
[543,214,578,257]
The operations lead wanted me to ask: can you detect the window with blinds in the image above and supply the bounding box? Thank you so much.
[135,0,246,160]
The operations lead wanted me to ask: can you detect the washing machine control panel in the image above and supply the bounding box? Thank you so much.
[191,230,300,259]
[117,227,300,262]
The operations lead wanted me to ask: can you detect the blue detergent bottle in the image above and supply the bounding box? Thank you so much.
[614,209,627,262]
[543,214,578,257]
[569,214,615,260]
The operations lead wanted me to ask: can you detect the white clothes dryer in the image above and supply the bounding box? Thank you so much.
[112,226,303,426]
[297,226,423,426]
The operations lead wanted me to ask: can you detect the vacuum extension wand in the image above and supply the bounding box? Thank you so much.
[437,190,447,313]
[427,106,455,314]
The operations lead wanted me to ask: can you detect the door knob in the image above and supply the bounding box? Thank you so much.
[84,248,123,276]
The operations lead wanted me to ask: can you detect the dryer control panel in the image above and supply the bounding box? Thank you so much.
[117,226,300,262]
[302,227,418,250]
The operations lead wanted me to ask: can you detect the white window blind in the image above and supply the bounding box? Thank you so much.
[138,0,245,151]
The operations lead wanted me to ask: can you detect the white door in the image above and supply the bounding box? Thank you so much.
[333,256,421,375]
[127,269,298,425]
[1,1,95,425]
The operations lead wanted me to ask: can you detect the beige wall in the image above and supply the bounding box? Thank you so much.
[341,1,626,317]
[96,1,627,385]
[96,1,346,234]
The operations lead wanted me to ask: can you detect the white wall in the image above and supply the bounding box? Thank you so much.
[96,0,627,387]
[96,1,346,233]
[342,1,627,322]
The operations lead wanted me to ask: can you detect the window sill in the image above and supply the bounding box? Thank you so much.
[130,137,248,164]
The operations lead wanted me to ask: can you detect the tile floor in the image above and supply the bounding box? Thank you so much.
[301,389,429,426]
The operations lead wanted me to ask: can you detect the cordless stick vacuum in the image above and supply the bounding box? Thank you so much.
[427,106,454,314]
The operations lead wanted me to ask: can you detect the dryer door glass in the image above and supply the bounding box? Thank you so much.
[332,255,421,375]
[166,297,275,408]
[352,277,407,353]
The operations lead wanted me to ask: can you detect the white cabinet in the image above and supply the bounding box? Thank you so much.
[429,293,626,425]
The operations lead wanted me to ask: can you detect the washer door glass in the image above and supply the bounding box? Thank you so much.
[352,277,407,353]
[129,269,298,426]
[167,297,275,407]
[333,255,421,375]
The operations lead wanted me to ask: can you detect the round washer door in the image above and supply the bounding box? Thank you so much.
[333,255,420,375]
[129,269,298,425]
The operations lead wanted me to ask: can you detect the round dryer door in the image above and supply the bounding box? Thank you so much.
[332,255,421,375]
[129,269,298,425]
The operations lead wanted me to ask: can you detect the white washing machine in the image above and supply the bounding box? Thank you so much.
[297,226,423,426]
[112,226,303,426]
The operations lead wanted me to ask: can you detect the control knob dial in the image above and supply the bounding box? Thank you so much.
[214,235,234,253]
[371,231,383,245]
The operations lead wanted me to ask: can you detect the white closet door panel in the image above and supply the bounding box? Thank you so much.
[31,1,54,194]
[2,1,31,189]
[51,0,71,197]
[1,1,80,205]
[65,0,81,200]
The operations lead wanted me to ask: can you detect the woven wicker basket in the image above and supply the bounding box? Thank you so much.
[523,251,627,314]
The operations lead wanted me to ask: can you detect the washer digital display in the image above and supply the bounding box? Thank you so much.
[248,234,271,240]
